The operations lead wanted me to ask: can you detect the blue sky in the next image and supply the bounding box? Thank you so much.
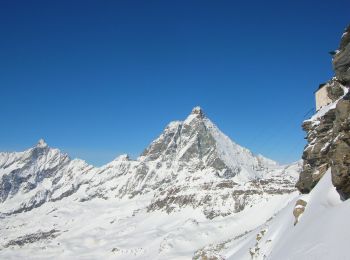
[0,1,349,165]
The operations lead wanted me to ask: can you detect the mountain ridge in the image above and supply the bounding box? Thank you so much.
[0,107,298,217]
[0,107,301,259]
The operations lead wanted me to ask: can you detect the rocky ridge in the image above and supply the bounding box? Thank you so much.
[0,107,301,259]
[0,107,299,219]
[296,25,350,199]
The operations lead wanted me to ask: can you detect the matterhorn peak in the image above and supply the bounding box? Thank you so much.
[191,106,205,117]
[36,138,48,148]
[184,106,206,124]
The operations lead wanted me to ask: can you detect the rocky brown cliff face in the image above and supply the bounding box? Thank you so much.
[334,25,350,84]
[296,25,350,199]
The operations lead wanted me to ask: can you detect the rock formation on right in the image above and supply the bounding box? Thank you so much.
[296,25,350,199]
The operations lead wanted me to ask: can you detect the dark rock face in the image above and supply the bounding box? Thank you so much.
[297,25,350,199]
[329,93,350,199]
[293,199,307,225]
[326,80,344,101]
[4,229,59,248]
[333,25,350,84]
[296,109,336,193]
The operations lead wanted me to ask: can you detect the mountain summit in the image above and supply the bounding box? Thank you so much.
[0,107,300,258]
[36,138,48,148]
[141,107,276,182]
[0,107,297,216]
[190,106,205,117]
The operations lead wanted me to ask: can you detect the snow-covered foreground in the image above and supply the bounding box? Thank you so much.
[200,169,348,260]
[0,187,298,259]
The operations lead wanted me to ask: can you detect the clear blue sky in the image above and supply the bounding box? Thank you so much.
[0,1,349,165]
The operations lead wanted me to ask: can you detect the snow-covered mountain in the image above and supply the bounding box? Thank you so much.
[0,107,301,259]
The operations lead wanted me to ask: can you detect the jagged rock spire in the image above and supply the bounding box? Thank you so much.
[36,138,48,148]
[191,106,205,118]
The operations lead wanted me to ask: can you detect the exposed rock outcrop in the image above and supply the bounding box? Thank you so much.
[333,25,350,84]
[296,103,337,193]
[297,25,350,199]
[293,199,307,225]
[3,229,60,248]
[329,92,350,199]
[326,79,345,101]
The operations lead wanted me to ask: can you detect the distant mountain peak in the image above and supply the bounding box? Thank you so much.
[191,106,205,118]
[139,106,278,183]
[36,138,48,148]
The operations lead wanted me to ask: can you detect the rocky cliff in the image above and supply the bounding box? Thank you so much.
[296,25,350,199]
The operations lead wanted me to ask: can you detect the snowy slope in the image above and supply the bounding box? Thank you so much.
[0,107,301,259]
[267,169,346,260]
[201,169,349,260]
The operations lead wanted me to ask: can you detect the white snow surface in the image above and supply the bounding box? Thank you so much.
[0,108,302,259]
[203,169,349,260]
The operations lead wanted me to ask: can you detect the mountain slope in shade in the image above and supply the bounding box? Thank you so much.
[0,107,301,259]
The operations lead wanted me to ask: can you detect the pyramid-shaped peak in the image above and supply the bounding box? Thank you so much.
[191,106,205,117]
[36,138,48,148]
